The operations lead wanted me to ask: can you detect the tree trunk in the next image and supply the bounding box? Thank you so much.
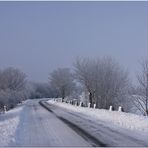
[89,92,93,107]
[146,109,148,116]
[61,88,65,102]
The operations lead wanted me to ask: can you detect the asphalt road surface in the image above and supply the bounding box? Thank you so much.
[11,100,92,147]
[40,100,148,147]
[10,99,148,147]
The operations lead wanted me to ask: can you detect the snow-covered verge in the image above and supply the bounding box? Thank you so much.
[0,105,23,146]
[47,99,148,133]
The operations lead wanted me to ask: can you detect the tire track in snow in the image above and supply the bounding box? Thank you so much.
[39,100,107,147]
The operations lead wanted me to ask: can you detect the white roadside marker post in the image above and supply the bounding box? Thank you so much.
[109,106,113,111]
[79,102,82,107]
[94,104,96,109]
[88,102,91,108]
[118,106,122,112]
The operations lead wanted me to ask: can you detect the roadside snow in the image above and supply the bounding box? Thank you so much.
[0,105,23,146]
[47,99,148,132]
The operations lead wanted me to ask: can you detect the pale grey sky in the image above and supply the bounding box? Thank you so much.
[0,1,148,84]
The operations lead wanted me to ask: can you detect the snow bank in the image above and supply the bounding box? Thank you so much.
[47,99,148,132]
[0,106,23,146]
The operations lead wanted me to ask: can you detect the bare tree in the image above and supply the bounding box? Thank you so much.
[49,68,75,101]
[0,67,27,110]
[0,67,26,91]
[74,56,129,109]
[74,57,98,106]
[97,57,129,109]
[132,58,148,116]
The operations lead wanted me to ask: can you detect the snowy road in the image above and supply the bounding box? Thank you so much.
[11,99,92,147]
[43,100,148,147]
[4,98,148,147]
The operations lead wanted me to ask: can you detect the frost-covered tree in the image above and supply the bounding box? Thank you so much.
[0,67,27,110]
[49,68,76,101]
[0,67,26,91]
[27,82,53,99]
[74,56,129,109]
[74,58,98,106]
[96,56,129,109]
[132,58,148,116]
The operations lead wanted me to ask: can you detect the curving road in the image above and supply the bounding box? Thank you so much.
[11,99,92,147]
[40,100,148,147]
[10,99,148,147]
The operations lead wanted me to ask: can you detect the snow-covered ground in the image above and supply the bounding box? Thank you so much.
[0,104,23,146]
[47,99,148,133]
[1,98,148,147]
[46,99,148,146]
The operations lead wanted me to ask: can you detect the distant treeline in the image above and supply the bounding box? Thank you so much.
[0,56,148,116]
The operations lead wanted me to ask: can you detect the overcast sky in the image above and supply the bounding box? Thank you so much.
[0,1,148,84]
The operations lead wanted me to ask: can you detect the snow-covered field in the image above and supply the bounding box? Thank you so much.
[0,104,23,146]
[47,99,148,133]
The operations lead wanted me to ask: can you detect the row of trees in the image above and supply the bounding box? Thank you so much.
[0,68,59,111]
[49,57,148,115]
[49,57,130,111]
[0,56,148,115]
